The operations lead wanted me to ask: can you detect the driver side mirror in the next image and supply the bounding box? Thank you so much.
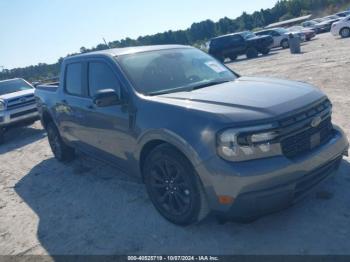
[93,89,121,107]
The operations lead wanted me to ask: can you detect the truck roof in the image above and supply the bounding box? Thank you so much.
[69,45,192,60]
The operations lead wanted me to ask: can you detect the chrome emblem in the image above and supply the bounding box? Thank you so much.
[20,97,27,102]
[311,116,322,128]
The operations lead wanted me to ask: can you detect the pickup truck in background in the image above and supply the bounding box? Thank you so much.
[35,45,349,225]
[0,78,39,144]
[208,31,273,62]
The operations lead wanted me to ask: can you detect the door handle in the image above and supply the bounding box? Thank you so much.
[87,104,95,110]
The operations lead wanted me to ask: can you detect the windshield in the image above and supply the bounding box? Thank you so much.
[240,31,256,39]
[117,48,237,95]
[0,79,33,96]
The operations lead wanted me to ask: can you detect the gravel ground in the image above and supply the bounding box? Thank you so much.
[0,33,349,256]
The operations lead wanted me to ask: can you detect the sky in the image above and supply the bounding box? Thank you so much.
[0,0,277,69]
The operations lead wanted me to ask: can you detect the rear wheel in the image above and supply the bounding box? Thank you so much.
[246,47,258,59]
[281,39,289,49]
[47,122,75,162]
[143,144,209,225]
[340,27,350,38]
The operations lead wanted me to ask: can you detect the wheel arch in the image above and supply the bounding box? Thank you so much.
[137,129,202,179]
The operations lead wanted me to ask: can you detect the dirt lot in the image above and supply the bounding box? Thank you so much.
[0,33,350,256]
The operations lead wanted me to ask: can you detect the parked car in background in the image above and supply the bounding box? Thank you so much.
[35,45,349,225]
[255,28,303,49]
[311,15,341,33]
[287,26,316,41]
[331,15,350,38]
[336,11,350,17]
[0,78,39,144]
[208,31,273,62]
[302,20,329,34]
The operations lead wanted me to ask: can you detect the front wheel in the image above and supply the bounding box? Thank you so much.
[340,27,350,38]
[281,39,289,49]
[143,144,209,225]
[47,122,75,162]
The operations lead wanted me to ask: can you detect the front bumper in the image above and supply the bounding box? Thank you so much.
[0,104,39,129]
[196,125,349,219]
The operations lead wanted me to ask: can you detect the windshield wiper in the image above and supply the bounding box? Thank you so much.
[190,80,232,91]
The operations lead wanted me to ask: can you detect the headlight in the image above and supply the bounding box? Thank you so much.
[0,100,5,111]
[217,126,281,162]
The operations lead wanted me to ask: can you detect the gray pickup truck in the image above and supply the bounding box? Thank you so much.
[0,78,39,143]
[35,45,349,225]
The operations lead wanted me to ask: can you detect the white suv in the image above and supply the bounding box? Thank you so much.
[331,15,350,38]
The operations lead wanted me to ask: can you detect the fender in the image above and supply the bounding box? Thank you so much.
[136,128,203,168]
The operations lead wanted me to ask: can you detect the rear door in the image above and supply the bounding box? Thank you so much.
[58,62,93,147]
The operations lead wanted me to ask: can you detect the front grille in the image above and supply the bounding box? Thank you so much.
[281,117,334,158]
[10,108,37,119]
[7,94,36,110]
[279,99,334,159]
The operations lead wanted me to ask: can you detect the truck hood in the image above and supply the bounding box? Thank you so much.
[157,76,325,123]
[0,89,35,101]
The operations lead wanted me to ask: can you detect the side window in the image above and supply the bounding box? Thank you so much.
[88,62,121,97]
[65,63,83,96]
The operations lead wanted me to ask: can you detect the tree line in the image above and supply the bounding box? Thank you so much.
[1,0,349,82]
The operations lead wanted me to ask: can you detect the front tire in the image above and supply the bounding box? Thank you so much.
[340,27,350,38]
[143,144,209,226]
[281,39,289,49]
[46,122,75,162]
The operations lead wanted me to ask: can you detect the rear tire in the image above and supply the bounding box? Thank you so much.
[143,144,209,226]
[246,47,258,59]
[46,122,75,162]
[340,27,350,38]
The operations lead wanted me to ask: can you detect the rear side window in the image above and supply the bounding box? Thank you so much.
[88,62,121,97]
[65,63,83,96]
